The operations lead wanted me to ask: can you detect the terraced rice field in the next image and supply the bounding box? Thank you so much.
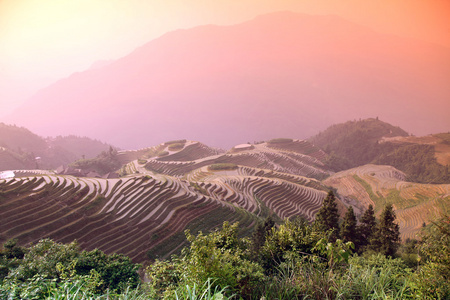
[324,164,450,240]
[143,140,330,180]
[0,161,327,262]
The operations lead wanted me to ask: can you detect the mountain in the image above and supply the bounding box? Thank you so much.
[6,11,450,149]
[0,123,114,171]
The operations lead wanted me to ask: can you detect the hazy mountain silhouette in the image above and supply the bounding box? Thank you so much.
[7,11,450,149]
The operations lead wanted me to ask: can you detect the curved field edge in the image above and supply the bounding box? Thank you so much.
[0,172,325,262]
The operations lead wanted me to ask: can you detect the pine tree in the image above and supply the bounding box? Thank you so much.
[314,190,340,241]
[251,216,275,259]
[370,204,400,256]
[341,206,358,246]
[358,204,377,252]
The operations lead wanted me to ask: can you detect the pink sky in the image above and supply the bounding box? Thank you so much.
[1,0,449,117]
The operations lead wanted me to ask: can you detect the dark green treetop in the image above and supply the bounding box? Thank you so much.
[314,191,340,241]
[370,204,400,257]
[358,204,377,252]
[341,206,358,245]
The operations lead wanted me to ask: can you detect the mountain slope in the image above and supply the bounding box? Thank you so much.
[7,11,450,149]
[0,123,114,171]
[309,118,450,183]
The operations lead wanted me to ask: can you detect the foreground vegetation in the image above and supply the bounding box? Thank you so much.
[1,192,449,299]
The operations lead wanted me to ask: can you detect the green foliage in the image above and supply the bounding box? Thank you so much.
[314,191,340,241]
[340,206,358,245]
[260,217,325,273]
[75,249,141,293]
[343,254,414,299]
[250,216,275,260]
[358,204,377,253]
[3,218,449,299]
[8,239,80,282]
[314,238,354,268]
[370,204,401,257]
[1,239,140,295]
[174,279,232,300]
[182,222,264,297]
[413,215,450,299]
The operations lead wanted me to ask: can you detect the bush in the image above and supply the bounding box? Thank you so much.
[2,239,140,295]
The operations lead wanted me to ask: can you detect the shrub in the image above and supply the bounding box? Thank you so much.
[3,239,140,295]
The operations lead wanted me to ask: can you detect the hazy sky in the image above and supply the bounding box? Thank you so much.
[1,0,449,117]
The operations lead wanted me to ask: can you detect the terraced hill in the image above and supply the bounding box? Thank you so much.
[0,139,328,262]
[134,139,329,180]
[2,133,448,262]
[324,164,450,240]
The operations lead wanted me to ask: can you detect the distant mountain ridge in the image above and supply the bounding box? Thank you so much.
[6,11,450,149]
[0,123,114,171]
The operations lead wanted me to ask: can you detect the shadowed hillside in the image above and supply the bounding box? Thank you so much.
[309,118,449,184]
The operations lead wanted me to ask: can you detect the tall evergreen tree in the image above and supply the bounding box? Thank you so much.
[358,204,377,252]
[341,206,358,246]
[370,204,400,256]
[314,190,340,241]
[251,216,275,259]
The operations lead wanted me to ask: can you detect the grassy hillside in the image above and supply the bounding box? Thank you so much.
[324,164,450,240]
